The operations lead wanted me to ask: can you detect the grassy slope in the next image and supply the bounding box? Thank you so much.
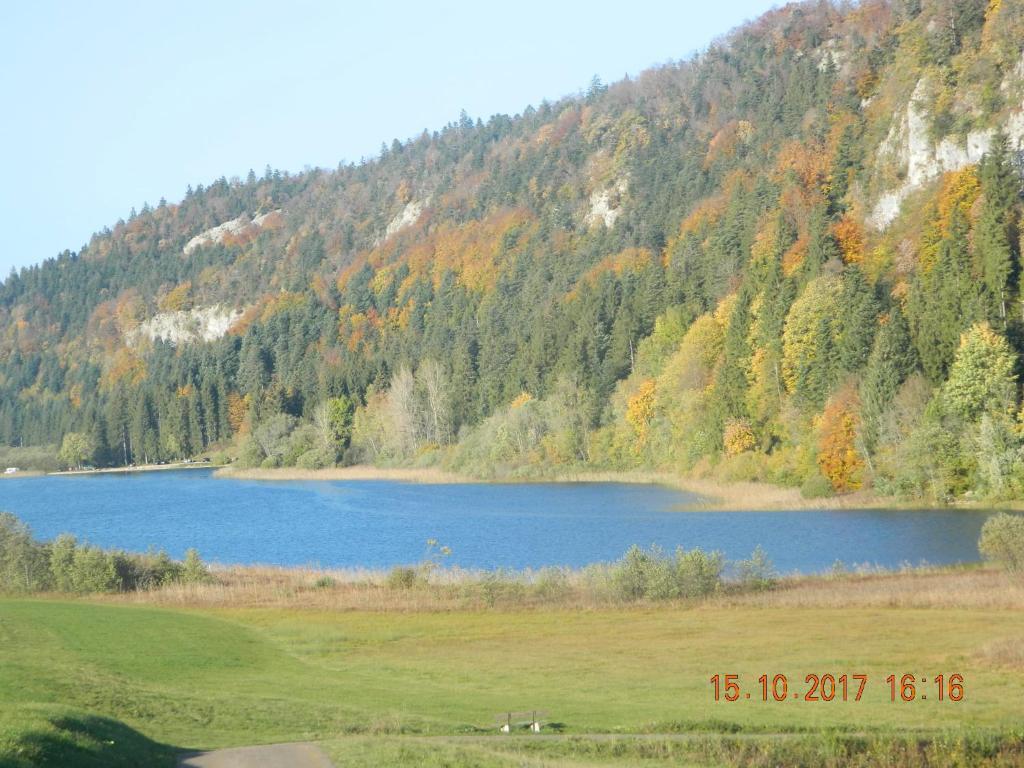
[1,598,1023,765]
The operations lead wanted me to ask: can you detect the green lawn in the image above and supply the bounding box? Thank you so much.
[1,598,1022,765]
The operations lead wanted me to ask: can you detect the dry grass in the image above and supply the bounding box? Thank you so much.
[213,464,892,510]
[214,465,470,484]
[108,563,595,611]
[977,637,1024,669]
[723,566,1024,609]
[103,562,1024,613]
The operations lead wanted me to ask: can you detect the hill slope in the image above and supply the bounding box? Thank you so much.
[4,0,1024,501]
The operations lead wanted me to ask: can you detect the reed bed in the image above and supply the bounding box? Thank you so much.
[721,565,1024,609]
[105,561,1024,612]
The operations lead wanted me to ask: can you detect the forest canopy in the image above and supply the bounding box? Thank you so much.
[4,0,1024,502]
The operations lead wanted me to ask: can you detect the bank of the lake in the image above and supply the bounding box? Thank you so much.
[214,463,885,511]
[51,461,223,476]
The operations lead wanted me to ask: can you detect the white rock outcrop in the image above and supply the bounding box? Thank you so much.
[870,80,1024,229]
[183,210,282,255]
[585,179,628,228]
[382,199,427,242]
[128,305,243,347]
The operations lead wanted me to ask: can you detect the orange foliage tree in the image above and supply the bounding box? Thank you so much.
[816,387,864,493]
[227,392,250,435]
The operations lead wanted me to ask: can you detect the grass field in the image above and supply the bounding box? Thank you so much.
[2,576,1023,766]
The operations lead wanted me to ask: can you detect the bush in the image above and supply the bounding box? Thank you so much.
[296,447,334,470]
[237,436,266,468]
[675,548,725,598]
[282,424,320,466]
[2,512,213,594]
[386,566,419,590]
[610,545,724,601]
[800,472,835,499]
[71,546,119,593]
[736,545,776,590]
[182,548,210,584]
[979,513,1024,573]
[49,533,77,591]
[115,549,182,590]
[0,512,50,592]
[479,570,527,606]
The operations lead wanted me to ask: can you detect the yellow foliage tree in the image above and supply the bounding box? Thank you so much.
[159,281,193,312]
[723,420,756,456]
[625,379,657,451]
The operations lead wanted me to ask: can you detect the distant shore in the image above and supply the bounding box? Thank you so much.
[213,464,885,510]
[49,462,220,477]
[213,464,471,485]
[0,470,45,479]
[38,461,994,512]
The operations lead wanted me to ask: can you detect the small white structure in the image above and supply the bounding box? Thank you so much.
[4,467,19,475]
[496,710,545,733]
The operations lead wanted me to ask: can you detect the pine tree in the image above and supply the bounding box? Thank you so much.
[859,309,918,452]
[976,132,1019,326]
[835,268,879,373]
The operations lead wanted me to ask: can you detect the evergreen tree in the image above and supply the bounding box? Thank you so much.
[859,309,918,452]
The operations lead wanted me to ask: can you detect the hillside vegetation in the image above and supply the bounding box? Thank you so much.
[6,0,1024,501]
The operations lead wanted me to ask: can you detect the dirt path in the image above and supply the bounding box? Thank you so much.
[177,742,334,768]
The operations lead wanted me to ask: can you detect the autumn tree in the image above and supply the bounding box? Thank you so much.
[58,432,96,470]
[942,323,1017,422]
[625,379,657,453]
[782,276,842,409]
[816,387,864,492]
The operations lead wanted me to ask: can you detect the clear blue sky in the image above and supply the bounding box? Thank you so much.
[0,0,777,274]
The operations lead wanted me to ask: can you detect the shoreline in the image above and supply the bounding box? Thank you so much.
[35,461,1006,512]
[49,462,221,477]
[214,464,889,511]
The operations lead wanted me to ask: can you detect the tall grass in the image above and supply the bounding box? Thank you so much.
[108,558,1024,613]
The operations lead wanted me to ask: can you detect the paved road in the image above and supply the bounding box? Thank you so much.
[177,742,334,768]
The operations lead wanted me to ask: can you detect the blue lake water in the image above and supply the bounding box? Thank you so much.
[0,469,1008,574]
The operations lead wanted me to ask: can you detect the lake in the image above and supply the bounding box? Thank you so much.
[0,469,1006,574]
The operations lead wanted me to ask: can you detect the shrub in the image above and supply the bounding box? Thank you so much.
[479,570,527,606]
[532,567,572,601]
[610,545,724,601]
[313,575,336,589]
[49,533,77,591]
[675,548,725,598]
[736,545,776,590]
[283,424,320,466]
[979,513,1024,573]
[71,546,119,593]
[237,437,266,468]
[800,472,835,499]
[386,566,419,590]
[182,548,210,584]
[117,549,182,590]
[296,447,334,470]
[0,512,50,592]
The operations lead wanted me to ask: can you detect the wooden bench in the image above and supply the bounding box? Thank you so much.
[495,710,547,733]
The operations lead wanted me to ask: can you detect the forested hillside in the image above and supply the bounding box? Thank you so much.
[5,0,1024,501]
